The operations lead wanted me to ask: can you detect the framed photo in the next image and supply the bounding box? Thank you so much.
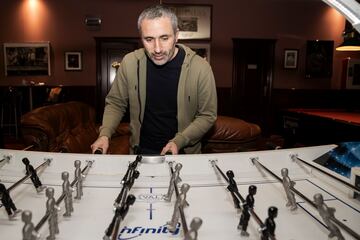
[3,42,50,76]
[343,58,360,89]
[184,42,211,63]
[284,49,298,69]
[166,4,212,40]
[65,51,82,71]
[305,40,334,78]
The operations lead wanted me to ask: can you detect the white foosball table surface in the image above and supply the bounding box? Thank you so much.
[0,145,359,240]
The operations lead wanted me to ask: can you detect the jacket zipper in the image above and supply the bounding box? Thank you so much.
[137,60,142,124]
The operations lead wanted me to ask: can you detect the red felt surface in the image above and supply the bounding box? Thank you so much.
[287,108,360,126]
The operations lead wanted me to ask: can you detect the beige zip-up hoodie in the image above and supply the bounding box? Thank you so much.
[99,44,217,154]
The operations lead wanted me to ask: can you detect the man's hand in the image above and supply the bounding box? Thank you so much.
[161,142,178,155]
[91,136,109,154]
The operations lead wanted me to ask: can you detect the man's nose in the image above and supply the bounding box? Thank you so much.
[154,39,161,53]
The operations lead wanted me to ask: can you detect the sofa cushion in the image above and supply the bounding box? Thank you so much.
[108,122,130,154]
[60,124,99,153]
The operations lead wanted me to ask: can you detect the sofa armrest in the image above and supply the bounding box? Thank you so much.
[202,116,261,153]
[22,127,50,151]
[21,101,98,153]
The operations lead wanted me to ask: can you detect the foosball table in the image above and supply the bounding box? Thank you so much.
[0,144,359,239]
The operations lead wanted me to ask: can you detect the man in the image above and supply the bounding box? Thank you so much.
[91,5,217,155]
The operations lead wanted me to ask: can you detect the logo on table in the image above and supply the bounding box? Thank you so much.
[137,193,166,203]
[118,224,180,239]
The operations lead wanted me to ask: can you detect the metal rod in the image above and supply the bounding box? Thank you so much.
[251,157,360,240]
[169,163,189,235]
[211,160,247,203]
[34,160,93,232]
[8,158,51,192]
[0,155,11,168]
[22,145,34,151]
[212,161,247,203]
[110,157,141,239]
[251,157,316,208]
[211,161,229,182]
[115,156,141,205]
[331,216,360,239]
[114,185,127,206]
[34,213,50,232]
[111,217,121,240]
[179,204,188,234]
[70,160,93,187]
[0,159,50,209]
[121,163,132,184]
[58,160,94,206]
[210,160,271,239]
[115,164,132,205]
[109,195,136,240]
[294,155,360,193]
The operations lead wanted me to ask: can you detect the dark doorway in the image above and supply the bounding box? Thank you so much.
[232,39,276,135]
[95,37,140,122]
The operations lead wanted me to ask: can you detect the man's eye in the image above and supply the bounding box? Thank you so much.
[161,37,168,41]
[145,38,153,42]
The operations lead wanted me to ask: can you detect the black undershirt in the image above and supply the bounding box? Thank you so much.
[139,47,185,154]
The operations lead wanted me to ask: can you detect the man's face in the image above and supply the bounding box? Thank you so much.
[140,16,179,65]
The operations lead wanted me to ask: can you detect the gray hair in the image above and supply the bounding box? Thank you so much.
[137,5,178,33]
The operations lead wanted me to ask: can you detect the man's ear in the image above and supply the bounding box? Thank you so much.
[175,28,179,42]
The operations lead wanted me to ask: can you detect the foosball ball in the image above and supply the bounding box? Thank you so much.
[0,144,359,239]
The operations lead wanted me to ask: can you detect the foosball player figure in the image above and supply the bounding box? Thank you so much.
[238,185,257,236]
[261,207,278,240]
[45,187,60,240]
[313,193,345,240]
[114,182,129,208]
[74,160,84,200]
[0,183,21,220]
[129,169,140,189]
[261,206,278,240]
[61,171,74,217]
[180,183,190,208]
[226,170,240,209]
[22,158,46,193]
[164,163,182,201]
[103,194,136,240]
[281,168,297,211]
[167,183,190,232]
[184,217,203,240]
[123,158,140,186]
[131,155,142,171]
[22,210,39,240]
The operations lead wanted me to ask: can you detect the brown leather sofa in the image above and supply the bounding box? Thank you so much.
[202,116,262,153]
[21,101,261,154]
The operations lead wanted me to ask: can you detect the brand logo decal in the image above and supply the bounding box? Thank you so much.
[117,224,180,240]
[137,193,166,203]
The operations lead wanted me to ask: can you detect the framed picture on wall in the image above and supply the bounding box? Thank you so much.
[184,42,211,63]
[65,51,82,71]
[165,3,212,40]
[284,49,298,69]
[305,40,334,78]
[3,42,51,76]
